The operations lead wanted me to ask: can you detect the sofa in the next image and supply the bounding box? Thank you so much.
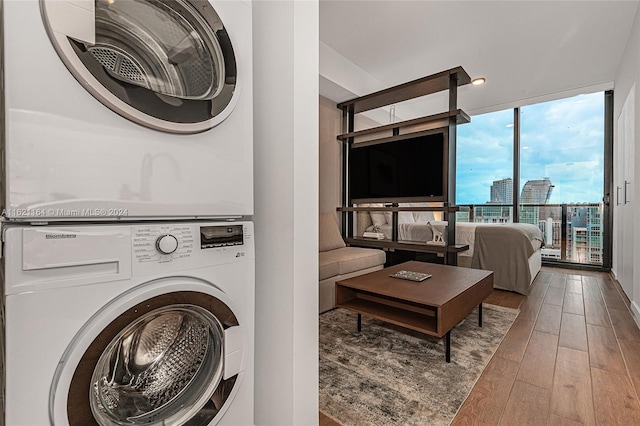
[319,212,386,313]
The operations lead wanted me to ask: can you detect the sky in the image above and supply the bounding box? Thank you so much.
[456,92,605,205]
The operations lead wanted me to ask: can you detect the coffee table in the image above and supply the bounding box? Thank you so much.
[335,260,494,362]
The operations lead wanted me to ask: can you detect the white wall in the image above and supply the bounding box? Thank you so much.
[318,95,384,220]
[614,3,640,324]
[253,1,319,425]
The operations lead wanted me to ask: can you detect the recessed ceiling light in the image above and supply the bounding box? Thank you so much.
[471,77,486,86]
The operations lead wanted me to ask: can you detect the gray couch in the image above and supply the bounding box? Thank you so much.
[319,212,386,313]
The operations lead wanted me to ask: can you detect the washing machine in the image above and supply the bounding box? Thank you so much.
[2,0,253,220]
[2,220,255,425]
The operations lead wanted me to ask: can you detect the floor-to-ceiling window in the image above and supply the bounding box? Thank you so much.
[457,109,514,222]
[456,91,608,268]
[520,93,605,265]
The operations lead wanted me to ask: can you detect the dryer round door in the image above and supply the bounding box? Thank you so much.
[50,279,246,426]
[40,0,239,134]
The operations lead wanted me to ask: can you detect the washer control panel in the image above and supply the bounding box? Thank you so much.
[130,222,253,277]
[133,225,194,264]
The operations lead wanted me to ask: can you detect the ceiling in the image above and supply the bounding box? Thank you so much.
[319,1,639,118]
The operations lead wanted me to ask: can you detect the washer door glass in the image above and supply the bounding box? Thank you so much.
[41,0,238,133]
[89,305,225,425]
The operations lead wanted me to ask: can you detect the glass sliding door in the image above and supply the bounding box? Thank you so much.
[519,92,605,265]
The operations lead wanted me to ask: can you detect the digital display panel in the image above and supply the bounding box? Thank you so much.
[200,225,243,249]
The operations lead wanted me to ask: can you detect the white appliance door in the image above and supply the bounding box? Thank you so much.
[3,0,253,220]
[41,0,238,134]
[51,286,245,426]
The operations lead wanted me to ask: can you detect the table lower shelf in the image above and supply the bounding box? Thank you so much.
[336,287,440,337]
[336,291,483,363]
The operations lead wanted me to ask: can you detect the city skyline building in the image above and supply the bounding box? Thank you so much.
[490,178,513,204]
[521,178,554,204]
[469,177,603,266]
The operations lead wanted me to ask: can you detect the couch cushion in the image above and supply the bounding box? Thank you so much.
[319,253,341,280]
[320,247,386,277]
[319,212,346,252]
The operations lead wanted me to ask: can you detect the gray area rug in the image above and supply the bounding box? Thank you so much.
[319,304,519,426]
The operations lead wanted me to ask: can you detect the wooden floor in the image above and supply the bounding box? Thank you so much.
[320,266,640,425]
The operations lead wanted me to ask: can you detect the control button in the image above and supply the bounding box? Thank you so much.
[156,234,179,255]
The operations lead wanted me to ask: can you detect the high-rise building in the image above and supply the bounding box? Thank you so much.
[521,178,554,204]
[490,178,513,204]
[473,205,512,223]
[567,205,602,264]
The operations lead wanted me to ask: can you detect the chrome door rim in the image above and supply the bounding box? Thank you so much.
[50,286,243,426]
[90,304,225,426]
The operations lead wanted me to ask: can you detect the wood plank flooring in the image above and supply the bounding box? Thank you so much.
[453,266,640,425]
[320,266,640,425]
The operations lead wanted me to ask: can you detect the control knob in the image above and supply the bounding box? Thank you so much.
[156,234,179,255]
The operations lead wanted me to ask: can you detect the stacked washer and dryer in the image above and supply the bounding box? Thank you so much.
[1,1,254,425]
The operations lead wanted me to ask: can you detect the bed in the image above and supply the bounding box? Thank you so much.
[356,206,544,295]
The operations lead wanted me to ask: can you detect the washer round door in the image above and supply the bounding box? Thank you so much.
[40,0,239,134]
[50,281,245,426]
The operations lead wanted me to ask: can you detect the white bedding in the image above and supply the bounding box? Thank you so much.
[366,220,544,294]
[368,221,542,258]
[358,205,545,294]
[370,222,475,255]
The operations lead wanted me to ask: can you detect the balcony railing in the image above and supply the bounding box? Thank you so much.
[456,203,604,266]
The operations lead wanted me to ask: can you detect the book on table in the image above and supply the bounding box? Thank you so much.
[390,270,432,282]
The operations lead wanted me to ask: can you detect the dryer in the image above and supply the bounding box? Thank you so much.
[2,220,254,425]
[2,0,253,220]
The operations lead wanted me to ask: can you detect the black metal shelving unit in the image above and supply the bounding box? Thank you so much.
[337,66,471,265]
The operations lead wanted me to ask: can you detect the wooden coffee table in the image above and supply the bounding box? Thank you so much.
[335,261,494,362]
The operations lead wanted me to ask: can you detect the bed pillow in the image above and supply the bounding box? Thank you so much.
[410,202,442,222]
[368,203,387,227]
[319,212,346,252]
[356,207,373,236]
[383,204,415,224]
[413,210,436,222]
[399,211,416,223]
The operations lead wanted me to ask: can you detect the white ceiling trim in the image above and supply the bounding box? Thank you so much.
[319,41,385,102]
[463,81,614,117]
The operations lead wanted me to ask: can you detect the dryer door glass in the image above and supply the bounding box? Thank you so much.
[89,305,225,425]
[41,0,238,133]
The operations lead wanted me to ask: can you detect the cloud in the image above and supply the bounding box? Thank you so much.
[457,92,604,205]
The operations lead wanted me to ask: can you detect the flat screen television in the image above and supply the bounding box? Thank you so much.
[349,131,446,203]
